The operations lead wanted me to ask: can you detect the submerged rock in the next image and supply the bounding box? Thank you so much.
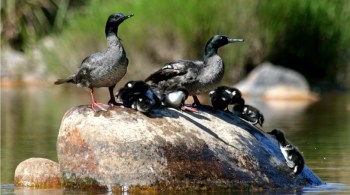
[14,158,62,188]
[57,105,323,192]
[235,62,318,101]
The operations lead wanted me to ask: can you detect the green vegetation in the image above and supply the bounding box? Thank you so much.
[1,0,86,51]
[2,0,350,88]
[257,0,350,87]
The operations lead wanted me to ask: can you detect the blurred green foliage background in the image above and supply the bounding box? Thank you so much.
[1,0,350,89]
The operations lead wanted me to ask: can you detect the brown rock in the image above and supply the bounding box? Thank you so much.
[14,158,62,188]
[57,105,323,192]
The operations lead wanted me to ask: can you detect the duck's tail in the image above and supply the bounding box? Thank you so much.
[54,75,75,85]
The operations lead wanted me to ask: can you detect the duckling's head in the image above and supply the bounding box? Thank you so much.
[105,13,134,36]
[132,96,156,113]
[209,87,232,110]
[126,80,150,93]
[268,129,286,143]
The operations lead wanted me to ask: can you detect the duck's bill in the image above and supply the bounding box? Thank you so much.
[228,38,244,43]
[124,14,134,19]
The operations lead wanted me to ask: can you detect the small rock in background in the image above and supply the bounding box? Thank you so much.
[14,158,62,188]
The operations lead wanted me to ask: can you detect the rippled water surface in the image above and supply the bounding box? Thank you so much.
[1,86,350,194]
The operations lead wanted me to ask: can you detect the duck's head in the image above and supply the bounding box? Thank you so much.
[105,13,134,36]
[210,35,244,48]
[132,96,156,113]
[268,129,286,143]
[205,35,243,58]
[231,96,245,106]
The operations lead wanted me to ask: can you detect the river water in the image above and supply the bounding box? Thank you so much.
[1,86,350,194]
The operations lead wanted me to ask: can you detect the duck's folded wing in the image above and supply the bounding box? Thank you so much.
[79,52,105,68]
[145,60,201,83]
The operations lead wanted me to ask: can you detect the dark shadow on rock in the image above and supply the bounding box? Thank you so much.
[177,112,237,149]
[147,108,182,119]
[183,110,211,121]
[221,111,267,140]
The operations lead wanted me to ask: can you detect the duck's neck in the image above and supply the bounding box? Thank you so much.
[204,43,218,60]
[202,43,224,77]
[106,33,122,49]
[278,137,288,147]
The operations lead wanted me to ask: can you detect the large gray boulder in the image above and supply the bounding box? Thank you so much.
[235,62,318,100]
[57,105,323,192]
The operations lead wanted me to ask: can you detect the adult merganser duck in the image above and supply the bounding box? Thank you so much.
[268,129,305,175]
[145,35,243,108]
[54,13,134,112]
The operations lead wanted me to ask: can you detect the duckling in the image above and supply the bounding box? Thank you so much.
[145,35,243,107]
[232,104,264,127]
[268,129,305,175]
[131,95,156,113]
[116,80,158,112]
[209,86,245,111]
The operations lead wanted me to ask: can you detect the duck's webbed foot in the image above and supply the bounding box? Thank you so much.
[89,88,109,112]
[181,105,199,112]
[108,98,123,107]
[92,102,110,112]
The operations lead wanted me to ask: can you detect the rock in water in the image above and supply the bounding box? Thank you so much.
[235,62,318,100]
[14,158,62,188]
[57,105,323,192]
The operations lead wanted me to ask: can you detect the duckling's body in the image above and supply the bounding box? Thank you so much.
[54,13,133,111]
[145,35,243,106]
[116,80,158,113]
[233,104,264,127]
[161,89,188,109]
[209,86,245,111]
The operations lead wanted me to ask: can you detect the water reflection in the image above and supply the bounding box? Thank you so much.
[1,87,350,193]
[303,183,350,194]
